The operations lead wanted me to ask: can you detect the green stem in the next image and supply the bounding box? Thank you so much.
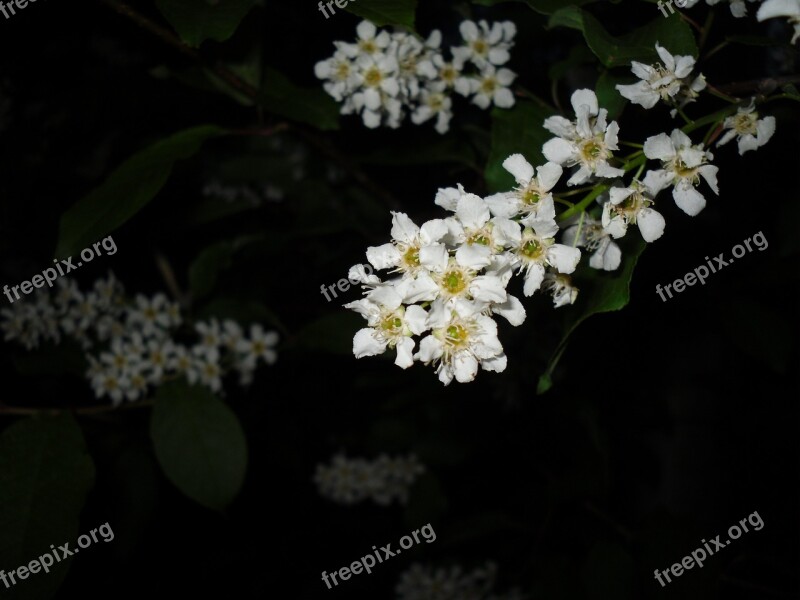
[554,197,575,208]
[706,84,739,104]
[675,106,694,126]
[556,185,594,198]
[619,141,644,149]
[557,185,609,222]
[571,211,586,249]
[698,10,715,53]
[682,105,738,134]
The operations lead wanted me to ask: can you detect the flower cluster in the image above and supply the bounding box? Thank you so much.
[616,43,706,114]
[680,0,760,18]
[396,562,524,600]
[312,453,425,506]
[345,41,780,384]
[0,273,278,405]
[315,19,517,133]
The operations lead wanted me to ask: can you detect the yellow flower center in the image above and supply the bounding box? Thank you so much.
[364,67,383,87]
[472,39,488,55]
[521,239,544,260]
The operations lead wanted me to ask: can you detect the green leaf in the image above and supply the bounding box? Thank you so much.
[0,415,95,600]
[343,0,418,29]
[154,0,258,47]
[55,125,225,259]
[538,238,646,393]
[286,312,365,356]
[473,0,600,15]
[549,7,697,67]
[352,135,478,168]
[188,235,263,301]
[151,381,247,510]
[596,71,632,120]
[485,99,555,193]
[258,67,340,130]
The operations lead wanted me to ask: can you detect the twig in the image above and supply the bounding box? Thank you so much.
[98,0,401,211]
[0,400,154,417]
[97,0,258,99]
[718,75,800,95]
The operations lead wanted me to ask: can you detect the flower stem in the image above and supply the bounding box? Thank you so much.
[556,186,594,198]
[557,184,610,222]
[619,141,644,149]
[676,106,694,126]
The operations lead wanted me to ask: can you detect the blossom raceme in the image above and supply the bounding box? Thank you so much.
[315,19,517,133]
[0,272,279,405]
[643,129,719,216]
[542,89,624,185]
[616,43,706,111]
[717,101,777,155]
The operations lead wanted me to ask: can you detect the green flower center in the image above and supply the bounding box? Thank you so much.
[442,270,467,295]
[521,239,544,259]
[364,67,383,87]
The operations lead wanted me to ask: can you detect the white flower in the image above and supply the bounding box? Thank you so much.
[414,299,506,385]
[236,324,279,367]
[345,285,428,368]
[313,454,376,505]
[757,0,800,43]
[100,336,142,375]
[127,293,171,337]
[542,89,624,185]
[562,215,622,271]
[708,0,760,18]
[418,53,465,91]
[314,50,358,102]
[351,53,402,128]
[142,337,174,383]
[465,65,516,109]
[717,101,776,155]
[338,20,392,59]
[515,219,581,296]
[452,20,516,67]
[643,129,719,216]
[616,43,705,110]
[195,319,222,353]
[188,346,222,392]
[485,155,561,225]
[91,370,130,406]
[542,273,579,308]
[602,181,666,242]
[410,87,453,134]
[442,190,522,254]
[366,212,447,277]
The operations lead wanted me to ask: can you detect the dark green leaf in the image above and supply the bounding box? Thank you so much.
[0,415,95,600]
[154,0,258,47]
[286,312,365,356]
[473,0,600,15]
[596,71,633,120]
[538,238,646,393]
[258,67,340,130]
[549,7,697,67]
[188,235,262,301]
[486,99,555,193]
[55,126,225,258]
[343,0,418,29]
[151,381,247,510]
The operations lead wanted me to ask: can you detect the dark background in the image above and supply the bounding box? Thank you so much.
[0,0,798,598]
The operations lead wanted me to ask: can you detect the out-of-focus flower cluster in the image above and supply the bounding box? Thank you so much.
[396,562,525,600]
[345,42,779,385]
[313,453,425,506]
[315,19,517,133]
[0,273,278,405]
